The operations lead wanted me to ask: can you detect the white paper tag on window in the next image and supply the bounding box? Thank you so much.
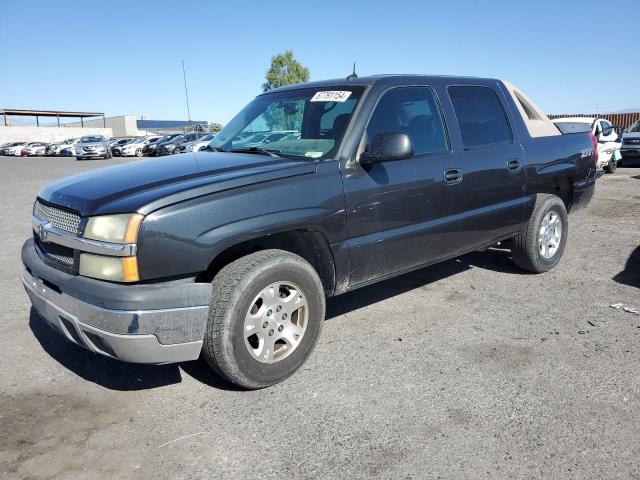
[310,91,352,102]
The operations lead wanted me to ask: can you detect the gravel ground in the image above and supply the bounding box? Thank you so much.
[0,155,639,480]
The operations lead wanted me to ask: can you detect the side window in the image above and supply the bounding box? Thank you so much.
[448,86,513,148]
[366,86,448,156]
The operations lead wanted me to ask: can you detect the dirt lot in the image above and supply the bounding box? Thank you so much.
[0,155,638,479]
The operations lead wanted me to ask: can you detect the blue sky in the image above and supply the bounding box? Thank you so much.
[1,0,637,124]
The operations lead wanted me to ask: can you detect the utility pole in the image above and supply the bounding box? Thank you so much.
[182,60,192,127]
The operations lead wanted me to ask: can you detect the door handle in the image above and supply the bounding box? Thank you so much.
[507,158,520,170]
[443,168,462,184]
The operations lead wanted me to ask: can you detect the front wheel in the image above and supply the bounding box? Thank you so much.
[136,148,143,157]
[202,249,325,389]
[511,194,568,273]
[604,158,617,174]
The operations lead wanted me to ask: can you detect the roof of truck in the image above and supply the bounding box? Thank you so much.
[263,74,497,94]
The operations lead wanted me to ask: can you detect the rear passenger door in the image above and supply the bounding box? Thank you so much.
[445,85,527,249]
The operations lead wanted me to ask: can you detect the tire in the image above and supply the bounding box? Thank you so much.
[202,249,325,389]
[136,148,143,157]
[604,158,617,174]
[511,194,568,273]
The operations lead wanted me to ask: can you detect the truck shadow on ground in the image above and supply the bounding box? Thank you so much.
[28,309,241,391]
[29,247,521,391]
[613,246,640,288]
[326,246,523,320]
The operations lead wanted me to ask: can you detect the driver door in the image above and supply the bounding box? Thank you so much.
[342,86,462,286]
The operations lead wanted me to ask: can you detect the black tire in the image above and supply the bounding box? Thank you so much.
[202,249,325,389]
[511,194,568,273]
[604,158,617,174]
[136,148,143,157]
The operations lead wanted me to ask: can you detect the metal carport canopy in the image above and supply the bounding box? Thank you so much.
[1,109,105,127]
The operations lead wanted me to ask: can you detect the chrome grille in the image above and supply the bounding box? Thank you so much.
[34,200,81,235]
[34,236,76,273]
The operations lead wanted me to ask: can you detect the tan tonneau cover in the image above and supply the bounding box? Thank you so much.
[503,81,560,138]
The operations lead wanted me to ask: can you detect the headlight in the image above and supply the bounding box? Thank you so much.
[79,253,139,282]
[84,213,143,243]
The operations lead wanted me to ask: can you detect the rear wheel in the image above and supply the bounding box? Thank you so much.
[511,194,568,273]
[202,249,325,389]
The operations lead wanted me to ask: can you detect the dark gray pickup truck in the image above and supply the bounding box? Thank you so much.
[22,75,597,388]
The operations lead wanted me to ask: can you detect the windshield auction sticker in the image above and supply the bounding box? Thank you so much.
[310,91,352,102]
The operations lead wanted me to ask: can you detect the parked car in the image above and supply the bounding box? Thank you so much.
[157,133,208,155]
[75,135,111,160]
[114,136,162,157]
[142,134,181,156]
[178,134,215,153]
[108,138,133,155]
[619,119,640,166]
[20,142,48,156]
[552,117,620,173]
[0,142,26,155]
[3,142,28,156]
[46,138,79,156]
[22,74,597,389]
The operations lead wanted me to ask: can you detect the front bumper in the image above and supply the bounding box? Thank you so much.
[22,239,211,364]
[620,148,640,159]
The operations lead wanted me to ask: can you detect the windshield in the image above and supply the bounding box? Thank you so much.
[211,86,365,159]
[80,136,103,143]
[62,138,75,144]
[627,120,640,133]
[199,134,213,142]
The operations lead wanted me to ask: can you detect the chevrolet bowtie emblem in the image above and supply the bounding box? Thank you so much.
[38,223,49,241]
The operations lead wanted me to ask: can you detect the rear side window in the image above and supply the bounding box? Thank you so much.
[366,86,448,156]
[448,86,513,148]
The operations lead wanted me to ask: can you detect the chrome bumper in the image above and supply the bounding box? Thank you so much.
[22,266,208,364]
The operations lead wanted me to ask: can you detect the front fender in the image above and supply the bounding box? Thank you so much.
[136,161,346,281]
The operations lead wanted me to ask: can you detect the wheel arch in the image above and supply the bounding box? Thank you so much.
[196,228,337,296]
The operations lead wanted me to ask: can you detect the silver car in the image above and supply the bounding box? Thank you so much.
[75,135,111,160]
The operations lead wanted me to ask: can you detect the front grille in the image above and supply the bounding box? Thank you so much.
[34,235,76,273]
[624,138,640,145]
[34,200,81,235]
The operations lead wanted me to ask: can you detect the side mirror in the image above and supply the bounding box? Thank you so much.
[359,132,414,165]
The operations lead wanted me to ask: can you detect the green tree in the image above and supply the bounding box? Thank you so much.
[262,50,310,93]
[262,51,309,130]
[208,122,223,134]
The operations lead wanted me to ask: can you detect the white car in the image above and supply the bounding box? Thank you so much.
[553,117,620,173]
[4,142,28,156]
[178,134,216,153]
[46,138,80,156]
[116,136,162,157]
[20,142,48,156]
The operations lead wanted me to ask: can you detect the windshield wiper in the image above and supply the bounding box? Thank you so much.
[229,146,281,157]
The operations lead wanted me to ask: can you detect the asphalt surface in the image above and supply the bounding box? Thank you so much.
[1,155,639,480]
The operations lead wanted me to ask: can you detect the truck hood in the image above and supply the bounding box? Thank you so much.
[39,152,315,216]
